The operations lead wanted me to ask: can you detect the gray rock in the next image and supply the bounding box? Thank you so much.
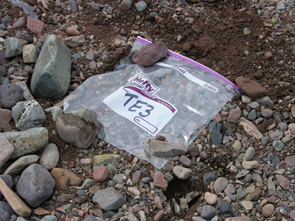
[0,134,14,167]
[261,108,273,119]
[0,83,24,109]
[209,122,222,145]
[0,175,14,197]
[16,164,55,207]
[236,169,250,179]
[39,143,59,170]
[148,138,187,157]
[256,96,273,107]
[236,188,247,200]
[248,101,260,109]
[276,0,285,10]
[15,81,35,101]
[113,174,126,184]
[4,155,38,176]
[213,177,228,194]
[201,205,217,219]
[269,129,283,141]
[3,127,48,160]
[219,199,233,214]
[4,37,23,58]
[12,100,46,131]
[261,136,269,146]
[23,44,37,63]
[45,106,63,122]
[272,140,285,151]
[91,3,101,10]
[135,1,147,12]
[203,172,216,185]
[84,215,99,221]
[92,187,126,211]
[41,215,58,221]
[0,65,6,77]
[225,192,236,201]
[64,35,85,48]
[76,179,96,190]
[56,109,99,148]
[68,0,77,12]
[30,34,71,100]
[243,147,255,161]
[268,177,276,195]
[0,201,16,221]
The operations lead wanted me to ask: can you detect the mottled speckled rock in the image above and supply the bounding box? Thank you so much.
[51,168,82,190]
[0,83,24,109]
[92,187,126,210]
[93,154,121,166]
[16,164,55,207]
[149,138,187,157]
[3,127,48,160]
[30,34,71,99]
[132,41,168,67]
[4,37,23,58]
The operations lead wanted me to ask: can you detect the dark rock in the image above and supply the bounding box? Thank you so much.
[0,83,24,109]
[203,172,216,185]
[219,199,233,213]
[209,122,222,145]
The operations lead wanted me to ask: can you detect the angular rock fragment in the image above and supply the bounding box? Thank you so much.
[23,44,37,63]
[239,117,262,139]
[4,37,23,58]
[148,138,187,157]
[51,168,82,189]
[4,155,39,176]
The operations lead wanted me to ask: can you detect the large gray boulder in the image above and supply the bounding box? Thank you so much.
[30,34,71,99]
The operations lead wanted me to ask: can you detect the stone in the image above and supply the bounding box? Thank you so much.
[179,155,192,167]
[224,184,235,194]
[0,83,24,109]
[154,196,162,209]
[119,0,132,11]
[93,165,109,182]
[16,164,55,207]
[224,218,251,221]
[256,96,273,107]
[132,170,141,184]
[45,106,63,122]
[85,50,94,60]
[235,169,250,179]
[189,146,199,157]
[92,187,126,211]
[243,147,255,161]
[245,188,260,201]
[201,205,217,219]
[276,0,285,10]
[0,178,31,217]
[0,201,16,221]
[173,165,192,180]
[248,101,260,109]
[12,100,46,131]
[261,108,273,119]
[41,215,57,221]
[0,50,8,65]
[235,76,267,99]
[219,199,233,214]
[84,215,99,221]
[227,107,241,122]
[241,201,253,210]
[232,140,241,150]
[15,81,34,101]
[56,109,99,148]
[128,187,140,196]
[269,129,283,141]
[64,35,85,48]
[289,123,295,135]
[23,44,37,63]
[242,161,259,170]
[285,155,295,167]
[239,118,262,139]
[4,155,38,176]
[27,17,45,34]
[204,192,217,205]
[12,17,26,29]
[203,172,216,185]
[3,127,48,160]
[113,174,126,184]
[154,210,164,221]
[4,37,23,58]
[132,41,167,67]
[0,134,14,167]
[13,67,28,76]
[276,175,290,190]
[148,138,187,157]
[209,122,222,145]
[186,191,198,203]
[272,140,285,151]
[93,154,121,166]
[213,177,228,194]
[0,175,14,193]
[262,204,274,217]
[135,1,147,12]
[68,0,77,12]
[290,210,295,221]
[0,65,6,77]
[39,143,59,170]
[153,172,168,188]
[89,61,96,70]
[66,27,81,36]
[30,34,71,99]
[51,168,82,189]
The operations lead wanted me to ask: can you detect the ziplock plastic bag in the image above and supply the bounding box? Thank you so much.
[63,36,241,168]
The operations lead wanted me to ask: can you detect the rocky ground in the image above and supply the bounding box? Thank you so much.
[1,0,295,220]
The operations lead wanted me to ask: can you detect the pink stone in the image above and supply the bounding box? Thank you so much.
[199,150,207,160]
[189,146,198,157]
[153,172,168,188]
[88,61,96,70]
[290,210,295,221]
[276,175,290,190]
[227,107,241,122]
[224,183,235,194]
[154,210,164,221]
[0,109,12,132]
[179,155,192,167]
[66,27,81,36]
[285,155,295,167]
[213,113,221,123]
[12,17,26,29]
[132,170,141,184]
[27,17,45,34]
[93,165,109,182]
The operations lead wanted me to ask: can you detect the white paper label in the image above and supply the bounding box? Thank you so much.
[103,85,177,136]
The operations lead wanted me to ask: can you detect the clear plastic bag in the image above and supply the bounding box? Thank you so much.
[63,37,241,168]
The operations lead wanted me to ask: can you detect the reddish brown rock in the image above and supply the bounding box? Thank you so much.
[285,155,295,167]
[235,76,267,99]
[0,108,12,132]
[93,165,109,182]
[153,172,168,188]
[155,134,166,141]
[27,17,45,34]
[276,175,290,190]
[132,41,168,67]
[66,27,81,36]
[227,107,241,122]
[154,210,164,221]
[132,170,141,184]
[12,17,26,29]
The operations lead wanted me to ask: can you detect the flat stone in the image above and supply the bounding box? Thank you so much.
[179,155,192,167]
[0,201,16,221]
[204,192,217,205]
[39,143,59,170]
[153,172,168,188]
[269,129,283,141]
[235,76,267,99]
[3,127,48,160]
[242,161,259,170]
[219,199,233,214]
[276,0,285,10]
[0,178,31,217]
[23,44,37,63]
[154,196,163,209]
[4,37,23,58]
[243,146,255,161]
[241,201,253,210]
[227,107,241,122]
[132,41,168,67]
[256,96,273,107]
[45,106,63,122]
[128,186,140,196]
[64,35,85,48]
[51,168,82,189]
[85,50,94,60]
[232,140,241,150]
[225,217,251,221]
[27,17,45,34]
[236,169,250,179]
[0,134,14,167]
[285,155,295,167]
[203,172,216,185]
[56,109,99,148]
[4,155,38,176]
[30,34,71,99]
[113,174,126,184]
[12,100,46,131]
[276,175,290,190]
[239,117,262,139]
[92,187,126,211]
[272,140,285,151]
[148,138,187,157]
[262,204,274,217]
[213,177,228,194]
[0,83,24,109]
[93,154,121,166]
[261,108,273,119]
[16,164,55,207]
[173,165,192,180]
[224,184,235,194]
[201,205,217,219]
[93,165,109,182]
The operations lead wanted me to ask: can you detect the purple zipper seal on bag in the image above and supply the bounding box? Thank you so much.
[135,36,243,93]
